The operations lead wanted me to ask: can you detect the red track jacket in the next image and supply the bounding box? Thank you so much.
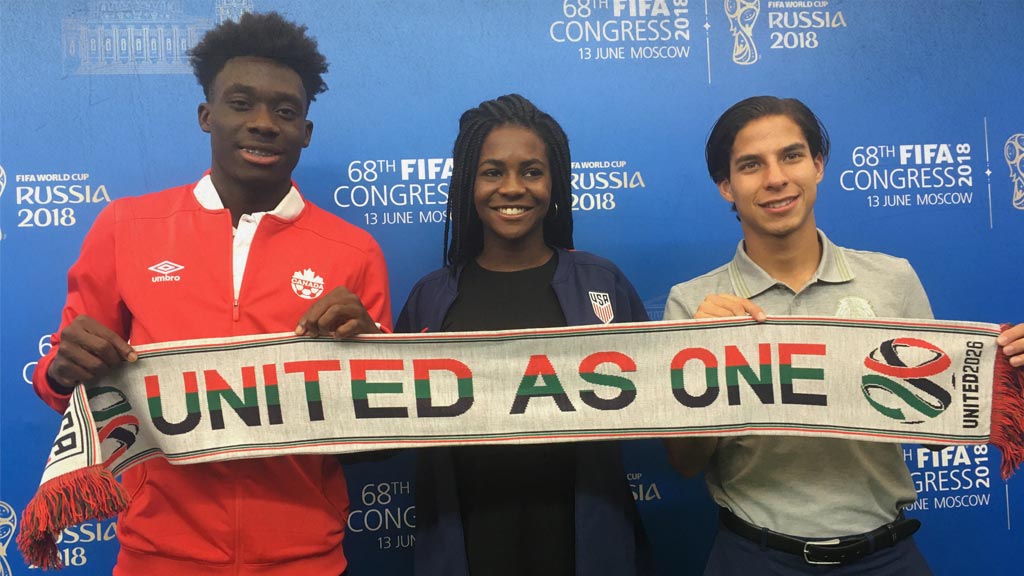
[33,179,392,575]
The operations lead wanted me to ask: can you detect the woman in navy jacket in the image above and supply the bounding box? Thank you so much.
[396,94,652,576]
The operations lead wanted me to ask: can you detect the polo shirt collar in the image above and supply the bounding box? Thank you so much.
[727,229,855,298]
[192,174,304,221]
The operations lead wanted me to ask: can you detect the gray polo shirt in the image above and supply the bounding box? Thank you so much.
[664,230,932,537]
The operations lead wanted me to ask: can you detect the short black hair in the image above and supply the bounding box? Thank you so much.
[189,11,328,106]
[444,94,574,267]
[705,96,830,183]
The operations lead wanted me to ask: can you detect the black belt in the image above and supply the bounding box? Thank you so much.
[719,508,921,566]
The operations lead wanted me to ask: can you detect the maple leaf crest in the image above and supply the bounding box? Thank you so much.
[293,268,323,283]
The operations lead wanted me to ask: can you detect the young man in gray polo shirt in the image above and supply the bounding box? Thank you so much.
[663,96,1024,574]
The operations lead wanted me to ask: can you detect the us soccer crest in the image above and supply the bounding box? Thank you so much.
[588,291,614,324]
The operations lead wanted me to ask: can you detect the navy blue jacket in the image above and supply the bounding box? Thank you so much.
[396,248,653,576]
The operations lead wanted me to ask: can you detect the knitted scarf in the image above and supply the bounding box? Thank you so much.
[18,316,1024,569]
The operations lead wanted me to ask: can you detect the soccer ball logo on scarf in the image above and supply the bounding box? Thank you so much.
[861,337,953,423]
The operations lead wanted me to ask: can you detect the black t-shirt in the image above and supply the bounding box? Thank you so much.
[442,254,567,332]
[442,254,576,576]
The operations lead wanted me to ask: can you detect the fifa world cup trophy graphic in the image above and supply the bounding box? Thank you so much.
[725,0,760,65]
[1005,134,1024,210]
[0,501,16,576]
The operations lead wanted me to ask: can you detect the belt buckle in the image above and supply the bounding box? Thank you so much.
[802,538,842,565]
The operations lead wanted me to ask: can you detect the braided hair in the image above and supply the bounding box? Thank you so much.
[444,94,574,267]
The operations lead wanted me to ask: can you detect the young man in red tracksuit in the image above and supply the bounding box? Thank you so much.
[31,12,391,576]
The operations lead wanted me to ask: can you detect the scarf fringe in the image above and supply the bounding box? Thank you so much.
[991,324,1024,480]
[17,464,128,570]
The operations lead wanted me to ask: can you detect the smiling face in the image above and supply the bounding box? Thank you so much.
[473,124,552,261]
[199,56,312,206]
[718,114,823,244]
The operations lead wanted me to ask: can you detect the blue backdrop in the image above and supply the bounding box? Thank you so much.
[2,0,1022,574]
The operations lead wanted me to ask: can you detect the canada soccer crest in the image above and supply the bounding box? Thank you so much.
[589,291,614,324]
[291,268,325,300]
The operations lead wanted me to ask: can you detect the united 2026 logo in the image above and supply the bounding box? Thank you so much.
[88,386,140,468]
[861,338,952,423]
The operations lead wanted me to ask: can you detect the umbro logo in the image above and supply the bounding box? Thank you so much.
[149,260,183,283]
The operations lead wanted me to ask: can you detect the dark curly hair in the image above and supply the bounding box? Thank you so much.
[444,94,574,267]
[189,11,328,106]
